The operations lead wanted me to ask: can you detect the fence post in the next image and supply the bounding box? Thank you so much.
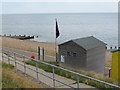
[36,61,39,81]
[8,52,10,64]
[23,55,26,76]
[77,75,79,89]
[53,67,55,88]
[42,48,44,61]
[38,46,40,60]
[109,69,111,78]
[14,53,17,69]
[112,87,114,90]
[2,50,4,62]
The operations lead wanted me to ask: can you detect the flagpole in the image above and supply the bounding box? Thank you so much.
[55,36,58,65]
[55,19,58,65]
[55,18,60,65]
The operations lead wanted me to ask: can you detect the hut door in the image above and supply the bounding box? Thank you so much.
[61,55,65,63]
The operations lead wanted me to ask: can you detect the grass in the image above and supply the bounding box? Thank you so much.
[25,60,119,88]
[2,62,14,69]
[105,59,112,68]
[2,63,44,88]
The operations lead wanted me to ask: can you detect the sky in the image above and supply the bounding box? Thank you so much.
[2,1,118,14]
[2,0,119,2]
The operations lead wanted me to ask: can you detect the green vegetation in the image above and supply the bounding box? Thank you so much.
[2,63,22,88]
[25,60,119,88]
[2,62,14,69]
[2,63,43,88]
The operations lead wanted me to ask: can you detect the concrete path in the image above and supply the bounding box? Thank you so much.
[1,53,96,89]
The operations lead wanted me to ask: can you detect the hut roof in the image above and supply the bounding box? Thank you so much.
[111,49,120,53]
[59,36,106,50]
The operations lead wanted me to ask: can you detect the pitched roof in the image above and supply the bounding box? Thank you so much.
[59,36,106,50]
[111,49,120,53]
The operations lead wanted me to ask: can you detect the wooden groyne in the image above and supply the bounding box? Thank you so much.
[3,34,34,40]
[106,46,120,51]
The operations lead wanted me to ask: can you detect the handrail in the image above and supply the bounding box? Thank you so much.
[1,48,120,88]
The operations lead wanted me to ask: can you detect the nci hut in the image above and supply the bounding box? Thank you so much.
[58,36,106,74]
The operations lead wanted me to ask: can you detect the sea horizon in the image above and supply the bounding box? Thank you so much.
[2,12,118,15]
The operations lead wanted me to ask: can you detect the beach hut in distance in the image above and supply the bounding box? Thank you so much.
[111,49,120,82]
[58,36,106,74]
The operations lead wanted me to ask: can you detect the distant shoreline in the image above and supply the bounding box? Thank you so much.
[1,35,118,50]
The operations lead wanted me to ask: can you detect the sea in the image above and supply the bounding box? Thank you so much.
[2,13,118,48]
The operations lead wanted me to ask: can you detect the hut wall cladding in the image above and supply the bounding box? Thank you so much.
[86,46,106,74]
[59,41,87,69]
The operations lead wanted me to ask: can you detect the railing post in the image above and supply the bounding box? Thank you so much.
[7,51,10,64]
[111,86,114,90]
[23,55,26,76]
[53,67,55,88]
[38,46,40,60]
[36,61,39,81]
[42,48,44,61]
[14,53,17,69]
[2,50,4,62]
[77,75,79,89]
[8,53,10,64]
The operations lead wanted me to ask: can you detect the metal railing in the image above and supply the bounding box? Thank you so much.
[1,48,120,89]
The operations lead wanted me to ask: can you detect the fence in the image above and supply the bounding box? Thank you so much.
[1,48,120,89]
[38,46,45,60]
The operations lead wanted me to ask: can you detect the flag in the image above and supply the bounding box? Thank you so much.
[56,19,60,38]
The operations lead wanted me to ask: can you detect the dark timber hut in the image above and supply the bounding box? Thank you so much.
[58,36,106,74]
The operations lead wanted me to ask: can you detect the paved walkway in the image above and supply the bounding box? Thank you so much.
[1,53,96,89]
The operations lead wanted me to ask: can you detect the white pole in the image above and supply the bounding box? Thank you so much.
[55,19,57,65]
